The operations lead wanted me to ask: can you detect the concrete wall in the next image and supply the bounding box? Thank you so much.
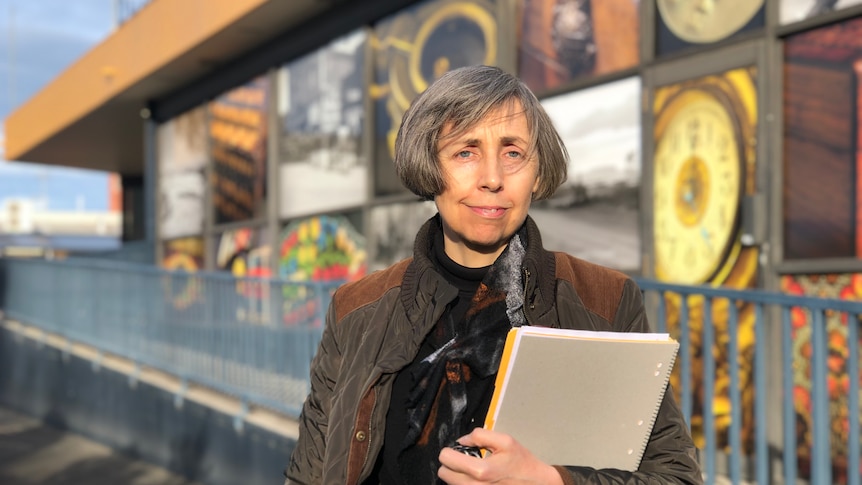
[0,325,297,485]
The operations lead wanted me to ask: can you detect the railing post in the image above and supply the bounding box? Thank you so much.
[727,300,741,484]
[781,305,797,485]
[753,303,768,485]
[810,309,831,484]
[679,293,692,428]
[655,290,666,334]
[702,296,715,484]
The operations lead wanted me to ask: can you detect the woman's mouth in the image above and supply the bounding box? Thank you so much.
[471,206,507,218]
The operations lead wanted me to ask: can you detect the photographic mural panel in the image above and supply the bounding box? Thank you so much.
[781,0,862,24]
[536,76,641,273]
[369,200,439,271]
[652,67,760,452]
[209,76,269,225]
[783,17,862,260]
[517,0,639,94]
[157,106,207,240]
[278,30,369,219]
[655,0,765,57]
[781,273,862,484]
[372,0,498,195]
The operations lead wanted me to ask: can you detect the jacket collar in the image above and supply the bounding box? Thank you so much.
[401,214,558,329]
[520,214,558,326]
[399,215,458,345]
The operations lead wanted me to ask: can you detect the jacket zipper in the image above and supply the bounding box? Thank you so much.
[356,375,380,484]
[522,267,535,326]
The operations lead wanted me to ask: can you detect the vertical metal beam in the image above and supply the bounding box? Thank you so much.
[203,105,215,271]
[267,67,281,279]
[361,25,376,256]
[143,116,160,264]
[495,0,518,75]
[266,67,281,326]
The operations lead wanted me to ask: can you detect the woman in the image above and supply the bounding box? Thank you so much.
[285,65,702,484]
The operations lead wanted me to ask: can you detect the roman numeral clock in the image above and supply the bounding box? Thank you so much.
[651,68,757,285]
[654,0,766,57]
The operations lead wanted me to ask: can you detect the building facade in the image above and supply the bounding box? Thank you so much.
[5,0,862,477]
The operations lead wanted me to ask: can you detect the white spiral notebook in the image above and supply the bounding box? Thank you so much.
[484,326,680,471]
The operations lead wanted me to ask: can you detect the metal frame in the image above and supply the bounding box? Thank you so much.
[770,1,862,274]
[266,67,281,278]
[641,40,769,281]
[144,117,160,264]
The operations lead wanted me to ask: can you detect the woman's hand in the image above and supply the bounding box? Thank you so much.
[437,428,565,484]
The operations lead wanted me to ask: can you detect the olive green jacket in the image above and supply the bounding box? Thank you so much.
[285,216,702,485]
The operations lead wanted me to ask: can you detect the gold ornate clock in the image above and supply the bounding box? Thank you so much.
[656,0,764,44]
[652,68,757,285]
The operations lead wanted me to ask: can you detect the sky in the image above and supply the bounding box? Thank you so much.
[0,0,114,211]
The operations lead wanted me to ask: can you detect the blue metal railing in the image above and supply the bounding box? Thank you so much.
[0,256,341,417]
[0,257,860,484]
[636,279,862,485]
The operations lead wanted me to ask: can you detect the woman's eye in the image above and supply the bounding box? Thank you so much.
[503,149,525,161]
[457,150,473,158]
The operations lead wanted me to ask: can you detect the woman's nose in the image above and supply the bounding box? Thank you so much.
[479,158,503,191]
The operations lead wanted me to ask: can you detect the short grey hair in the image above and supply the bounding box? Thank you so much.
[394,65,568,201]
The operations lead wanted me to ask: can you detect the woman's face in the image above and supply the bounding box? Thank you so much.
[435,100,540,268]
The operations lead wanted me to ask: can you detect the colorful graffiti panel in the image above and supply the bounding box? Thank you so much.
[517,0,639,93]
[278,30,369,219]
[535,76,641,273]
[209,76,269,225]
[371,0,498,195]
[216,227,270,278]
[782,273,862,483]
[278,215,367,326]
[157,106,207,240]
[783,17,862,260]
[216,227,272,324]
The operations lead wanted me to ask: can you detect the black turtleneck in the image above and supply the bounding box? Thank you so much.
[368,232,494,485]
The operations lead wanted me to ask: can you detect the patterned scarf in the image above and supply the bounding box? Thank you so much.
[400,231,527,472]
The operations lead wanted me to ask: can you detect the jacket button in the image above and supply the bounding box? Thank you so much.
[355,431,367,442]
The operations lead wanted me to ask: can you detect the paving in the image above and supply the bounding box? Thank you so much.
[0,406,200,485]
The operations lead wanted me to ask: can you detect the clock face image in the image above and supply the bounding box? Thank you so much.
[372,0,497,195]
[653,88,743,284]
[657,0,765,44]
